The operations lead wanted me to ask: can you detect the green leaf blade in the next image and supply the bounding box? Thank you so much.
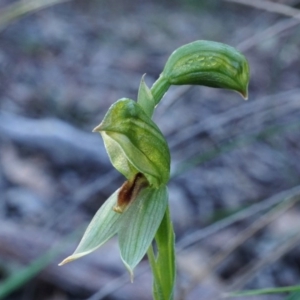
[118,186,168,278]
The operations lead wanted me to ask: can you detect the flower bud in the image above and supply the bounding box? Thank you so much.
[161,40,250,99]
[93,98,170,187]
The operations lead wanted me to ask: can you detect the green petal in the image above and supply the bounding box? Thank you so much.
[162,40,250,99]
[118,186,168,279]
[59,189,121,265]
[94,99,170,187]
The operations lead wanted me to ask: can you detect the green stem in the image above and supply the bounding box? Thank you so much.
[150,75,171,106]
[147,204,176,300]
[147,245,165,300]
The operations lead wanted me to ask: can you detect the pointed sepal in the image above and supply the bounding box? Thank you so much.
[118,185,168,279]
[59,189,121,265]
[137,74,155,117]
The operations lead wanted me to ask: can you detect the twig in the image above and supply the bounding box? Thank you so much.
[155,86,191,117]
[44,170,120,231]
[168,89,300,149]
[176,185,300,251]
[0,112,109,167]
[237,15,300,51]
[179,195,300,299]
[86,265,149,300]
[224,0,300,17]
[224,0,300,52]
[207,195,299,273]
[0,0,72,31]
[227,230,300,292]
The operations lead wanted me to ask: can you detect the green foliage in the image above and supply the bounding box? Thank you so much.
[60,40,250,299]
[286,292,300,300]
[0,250,57,299]
[225,285,300,298]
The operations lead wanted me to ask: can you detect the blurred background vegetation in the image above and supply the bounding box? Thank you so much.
[1,0,300,299]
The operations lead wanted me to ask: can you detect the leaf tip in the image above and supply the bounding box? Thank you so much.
[126,265,135,283]
[235,82,248,100]
[240,88,248,100]
[92,124,102,132]
[130,271,134,283]
[120,258,135,283]
[58,256,75,266]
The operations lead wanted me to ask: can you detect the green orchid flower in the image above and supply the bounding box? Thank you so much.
[59,98,171,278]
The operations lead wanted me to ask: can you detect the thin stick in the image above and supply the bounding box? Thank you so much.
[169,89,300,149]
[86,265,149,300]
[206,196,299,276]
[224,0,300,52]
[0,0,72,31]
[224,0,300,17]
[227,230,300,292]
[178,195,300,299]
[238,15,300,51]
[176,185,300,251]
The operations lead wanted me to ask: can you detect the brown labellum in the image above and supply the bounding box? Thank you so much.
[114,173,149,213]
